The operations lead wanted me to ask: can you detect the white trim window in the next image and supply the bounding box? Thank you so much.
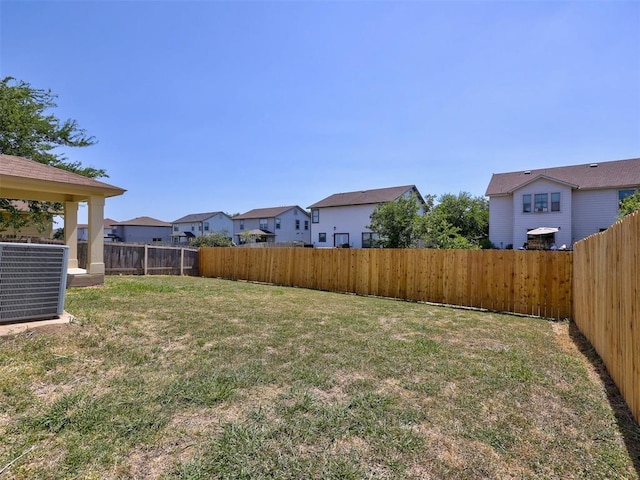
[534,194,548,212]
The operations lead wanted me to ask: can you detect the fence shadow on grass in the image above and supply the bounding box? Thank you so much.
[569,321,640,476]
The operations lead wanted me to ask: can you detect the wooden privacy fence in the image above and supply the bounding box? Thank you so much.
[78,243,198,276]
[199,248,573,319]
[573,211,640,424]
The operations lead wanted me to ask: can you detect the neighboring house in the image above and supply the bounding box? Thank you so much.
[171,211,234,244]
[111,217,172,244]
[78,217,118,242]
[233,206,311,245]
[0,200,54,238]
[308,185,426,248]
[485,157,640,250]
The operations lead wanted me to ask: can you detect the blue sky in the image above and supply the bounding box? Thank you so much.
[1,0,639,223]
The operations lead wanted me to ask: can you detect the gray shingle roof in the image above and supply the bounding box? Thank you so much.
[234,206,306,220]
[308,185,419,209]
[113,216,171,227]
[486,158,640,196]
[173,212,226,223]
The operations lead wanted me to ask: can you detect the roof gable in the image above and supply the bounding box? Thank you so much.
[510,174,579,192]
[486,158,640,196]
[308,185,420,209]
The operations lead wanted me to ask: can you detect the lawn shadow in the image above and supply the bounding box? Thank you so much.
[568,321,640,476]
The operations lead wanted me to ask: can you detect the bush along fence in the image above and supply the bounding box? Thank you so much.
[573,210,640,424]
[199,248,573,319]
[78,242,198,276]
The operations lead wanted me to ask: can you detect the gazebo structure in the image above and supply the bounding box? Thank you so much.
[0,154,126,286]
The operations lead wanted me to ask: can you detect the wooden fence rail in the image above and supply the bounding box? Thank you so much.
[199,248,573,319]
[573,211,640,424]
[78,242,198,276]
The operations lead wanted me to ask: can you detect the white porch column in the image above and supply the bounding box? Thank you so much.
[64,201,79,269]
[87,195,105,275]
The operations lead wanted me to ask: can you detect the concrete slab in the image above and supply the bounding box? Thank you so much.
[0,312,72,337]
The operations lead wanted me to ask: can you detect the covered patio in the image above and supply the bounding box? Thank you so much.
[0,154,126,287]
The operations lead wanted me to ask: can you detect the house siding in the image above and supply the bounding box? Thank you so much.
[512,179,573,249]
[488,196,513,249]
[232,207,310,244]
[273,208,311,243]
[114,225,172,244]
[312,204,377,248]
[488,179,636,249]
[173,213,233,242]
[571,189,620,243]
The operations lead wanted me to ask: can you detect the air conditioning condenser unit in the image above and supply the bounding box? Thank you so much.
[0,242,69,323]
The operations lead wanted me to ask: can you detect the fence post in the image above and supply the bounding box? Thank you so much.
[144,244,148,276]
[180,248,185,276]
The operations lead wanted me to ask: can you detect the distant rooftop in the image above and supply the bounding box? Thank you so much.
[486,157,640,196]
[308,185,419,209]
[234,206,306,219]
[173,211,227,223]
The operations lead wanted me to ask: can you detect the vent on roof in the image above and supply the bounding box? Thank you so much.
[524,170,531,175]
[0,242,69,323]
[589,163,598,168]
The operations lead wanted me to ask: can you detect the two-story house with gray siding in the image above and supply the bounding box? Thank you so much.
[171,211,234,244]
[486,157,640,250]
[111,217,172,244]
[233,206,311,245]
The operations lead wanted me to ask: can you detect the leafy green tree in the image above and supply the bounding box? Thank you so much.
[0,200,56,235]
[368,193,433,248]
[0,204,29,235]
[419,192,488,249]
[0,77,104,232]
[618,191,640,219]
[189,231,234,247]
[418,209,475,249]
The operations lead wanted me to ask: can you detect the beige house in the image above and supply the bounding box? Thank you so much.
[0,154,126,286]
[0,200,55,238]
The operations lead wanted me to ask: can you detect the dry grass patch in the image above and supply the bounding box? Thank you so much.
[0,276,637,479]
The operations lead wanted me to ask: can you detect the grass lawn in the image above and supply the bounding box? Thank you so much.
[1,276,638,479]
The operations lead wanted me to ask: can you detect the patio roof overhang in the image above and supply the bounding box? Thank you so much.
[1,155,126,287]
[1,154,126,202]
[527,227,560,236]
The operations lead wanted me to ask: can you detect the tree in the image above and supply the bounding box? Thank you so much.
[618,191,640,219]
[420,192,489,249]
[189,231,234,247]
[368,193,433,248]
[418,209,475,249]
[0,200,57,235]
[0,77,104,233]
